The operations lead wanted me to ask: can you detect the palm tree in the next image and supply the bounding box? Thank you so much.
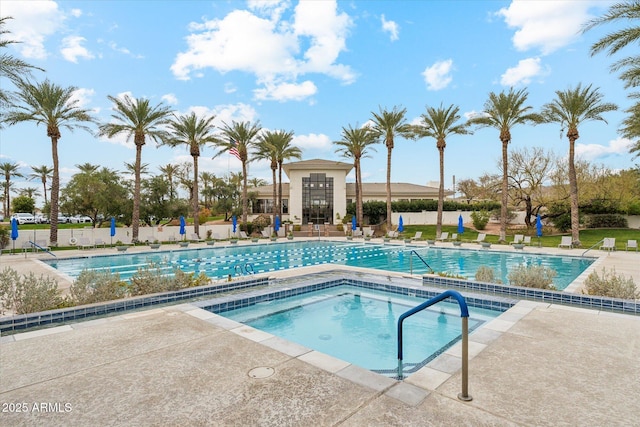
[266,130,301,218]
[254,134,279,222]
[199,171,216,208]
[369,106,413,229]
[6,79,96,245]
[0,161,23,217]
[29,165,53,205]
[158,163,179,200]
[468,88,543,242]
[76,163,100,174]
[19,186,40,199]
[541,83,618,246]
[215,121,262,227]
[165,112,218,236]
[98,95,172,242]
[0,17,44,126]
[334,125,377,229]
[413,104,472,238]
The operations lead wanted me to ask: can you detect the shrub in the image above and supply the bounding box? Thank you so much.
[198,208,211,225]
[490,207,516,224]
[129,263,210,296]
[475,266,501,283]
[252,214,271,230]
[470,210,490,230]
[507,264,556,290]
[0,267,64,314]
[0,225,9,249]
[582,268,639,299]
[585,214,628,228]
[70,270,128,305]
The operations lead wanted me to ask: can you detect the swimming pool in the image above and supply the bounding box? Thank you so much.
[44,241,593,289]
[214,284,501,377]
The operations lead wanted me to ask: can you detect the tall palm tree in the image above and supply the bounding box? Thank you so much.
[271,130,300,217]
[98,95,172,242]
[5,79,96,245]
[369,106,413,229]
[165,112,218,236]
[215,121,262,226]
[541,83,618,246]
[254,133,279,222]
[334,125,377,229]
[199,171,215,208]
[413,104,472,238]
[76,162,100,174]
[29,165,53,206]
[158,163,179,200]
[468,88,543,242]
[19,186,40,199]
[0,161,23,217]
[0,17,44,126]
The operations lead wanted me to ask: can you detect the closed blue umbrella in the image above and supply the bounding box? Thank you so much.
[232,215,237,234]
[458,214,464,234]
[274,215,280,232]
[398,215,404,233]
[351,215,356,231]
[536,214,543,237]
[110,217,116,245]
[10,218,18,253]
[179,216,186,239]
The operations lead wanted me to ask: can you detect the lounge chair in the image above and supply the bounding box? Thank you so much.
[363,227,373,238]
[239,231,249,239]
[78,237,94,250]
[411,231,423,241]
[386,230,398,239]
[190,233,202,242]
[450,233,458,241]
[352,229,363,238]
[510,234,524,245]
[626,240,638,252]
[436,232,449,242]
[261,228,272,238]
[523,236,532,245]
[599,237,616,251]
[277,228,285,237]
[558,236,572,248]
[94,238,106,248]
[472,233,486,244]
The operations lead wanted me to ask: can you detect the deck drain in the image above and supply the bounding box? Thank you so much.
[248,367,275,379]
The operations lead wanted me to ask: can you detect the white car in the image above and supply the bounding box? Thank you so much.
[70,215,93,224]
[11,213,35,224]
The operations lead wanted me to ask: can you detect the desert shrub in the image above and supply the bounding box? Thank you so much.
[198,208,211,225]
[129,264,209,296]
[490,207,517,224]
[475,266,501,283]
[252,214,271,230]
[470,210,490,230]
[582,268,639,299]
[171,269,210,290]
[0,225,9,249]
[70,270,128,305]
[0,267,64,314]
[507,264,557,290]
[584,214,628,228]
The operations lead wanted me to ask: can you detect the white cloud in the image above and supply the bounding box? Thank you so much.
[61,36,94,63]
[1,0,64,59]
[224,83,237,94]
[381,14,399,41]
[161,93,179,105]
[254,80,317,101]
[171,0,354,101]
[70,87,95,108]
[575,138,634,161]
[108,41,144,59]
[500,57,548,86]
[70,8,82,18]
[292,133,332,151]
[497,0,595,55]
[422,59,453,90]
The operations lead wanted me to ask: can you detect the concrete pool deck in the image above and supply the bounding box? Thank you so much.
[1,238,639,425]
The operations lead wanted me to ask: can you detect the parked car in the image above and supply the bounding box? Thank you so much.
[34,214,50,224]
[70,215,93,224]
[11,213,36,224]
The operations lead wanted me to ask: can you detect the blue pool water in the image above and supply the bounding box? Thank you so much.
[216,285,500,377]
[44,241,593,289]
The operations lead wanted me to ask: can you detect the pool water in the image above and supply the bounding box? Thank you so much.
[44,241,593,290]
[216,285,500,377]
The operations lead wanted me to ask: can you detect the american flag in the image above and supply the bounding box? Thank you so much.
[229,140,241,161]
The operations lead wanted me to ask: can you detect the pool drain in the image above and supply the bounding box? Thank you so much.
[248,367,275,379]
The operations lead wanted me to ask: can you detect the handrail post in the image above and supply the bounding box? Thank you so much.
[458,317,472,401]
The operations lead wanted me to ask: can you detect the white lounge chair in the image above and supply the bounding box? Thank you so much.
[411,231,422,241]
[473,233,486,244]
[78,237,94,250]
[626,240,638,252]
[558,236,572,248]
[261,228,272,238]
[450,233,458,241]
[599,237,616,251]
[190,233,202,242]
[523,236,532,245]
[436,232,449,242]
[94,238,106,248]
[510,234,524,245]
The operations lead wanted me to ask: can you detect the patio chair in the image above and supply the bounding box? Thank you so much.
[411,231,423,241]
[599,237,616,251]
[510,234,524,245]
[78,237,94,250]
[558,236,572,249]
[450,233,458,241]
[261,228,272,238]
[352,229,363,238]
[472,233,486,244]
[190,233,202,242]
[523,236,532,245]
[94,238,106,248]
[363,227,373,238]
[239,231,249,239]
[436,232,449,242]
[34,240,50,251]
[625,240,638,252]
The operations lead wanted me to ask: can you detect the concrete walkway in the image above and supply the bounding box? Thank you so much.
[1,238,639,425]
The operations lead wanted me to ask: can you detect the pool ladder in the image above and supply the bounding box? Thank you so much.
[397,289,472,402]
[408,250,434,274]
[234,262,255,276]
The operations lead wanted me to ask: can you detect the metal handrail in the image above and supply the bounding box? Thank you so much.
[245,263,254,275]
[397,289,472,401]
[26,240,56,258]
[408,250,434,274]
[581,239,604,257]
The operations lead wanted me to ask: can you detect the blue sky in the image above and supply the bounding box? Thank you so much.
[0,0,637,206]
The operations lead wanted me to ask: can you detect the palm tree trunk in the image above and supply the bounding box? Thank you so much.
[132,143,142,242]
[437,146,444,238]
[193,155,199,236]
[242,161,248,226]
[42,177,48,205]
[386,145,392,229]
[500,139,508,242]
[278,163,283,217]
[49,137,60,246]
[568,133,580,246]
[272,167,277,224]
[355,158,361,228]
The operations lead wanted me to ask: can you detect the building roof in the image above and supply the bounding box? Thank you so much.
[251,182,450,199]
[282,159,353,176]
